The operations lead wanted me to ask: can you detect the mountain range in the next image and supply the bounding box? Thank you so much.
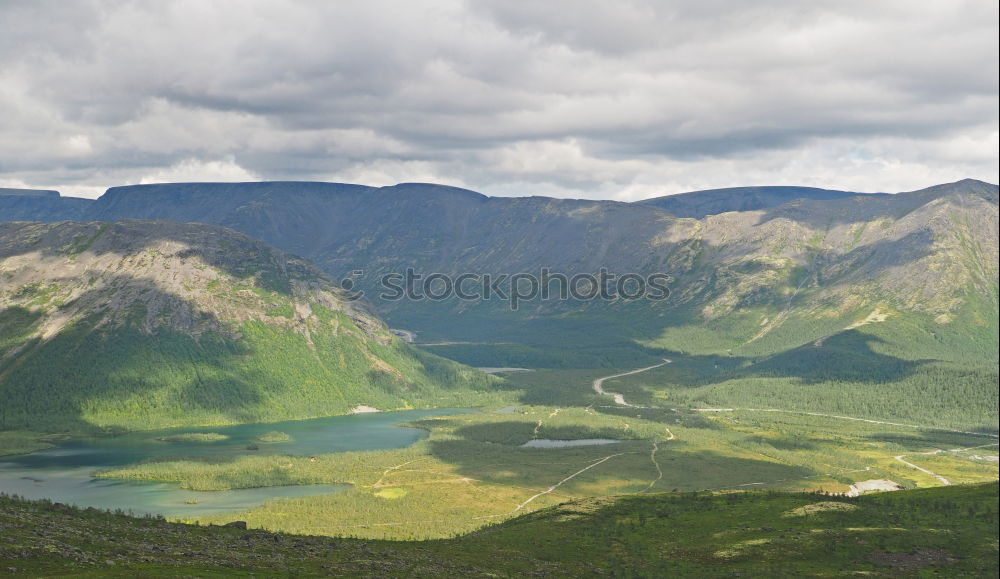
[3,178,995,358]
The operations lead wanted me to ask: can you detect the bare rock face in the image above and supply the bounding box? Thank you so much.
[0,220,379,340]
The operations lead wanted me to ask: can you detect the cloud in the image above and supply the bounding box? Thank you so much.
[0,0,996,199]
[139,158,260,185]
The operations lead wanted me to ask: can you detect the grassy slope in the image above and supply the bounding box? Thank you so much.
[0,313,506,432]
[1,483,996,577]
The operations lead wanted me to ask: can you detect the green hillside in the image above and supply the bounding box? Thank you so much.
[0,221,502,432]
[1,483,996,577]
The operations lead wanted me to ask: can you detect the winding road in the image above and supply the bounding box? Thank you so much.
[592,359,671,407]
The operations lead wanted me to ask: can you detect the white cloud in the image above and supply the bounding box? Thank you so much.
[49,184,108,199]
[139,158,260,185]
[0,178,34,189]
[0,0,995,199]
[60,134,93,156]
[326,159,467,189]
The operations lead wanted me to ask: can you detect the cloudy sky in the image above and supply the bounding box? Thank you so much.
[1,0,996,200]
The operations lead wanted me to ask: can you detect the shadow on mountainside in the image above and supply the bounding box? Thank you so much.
[0,297,267,433]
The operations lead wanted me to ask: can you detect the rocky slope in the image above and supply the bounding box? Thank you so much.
[0,220,496,431]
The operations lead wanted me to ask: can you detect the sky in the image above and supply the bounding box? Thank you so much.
[0,0,997,200]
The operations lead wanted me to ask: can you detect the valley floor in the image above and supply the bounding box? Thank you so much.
[2,357,997,574]
[90,399,997,540]
[5,359,996,542]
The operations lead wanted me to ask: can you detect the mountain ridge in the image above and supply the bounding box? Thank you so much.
[5,177,995,222]
[1,178,996,368]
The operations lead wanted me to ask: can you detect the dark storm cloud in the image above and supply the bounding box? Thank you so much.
[0,0,996,199]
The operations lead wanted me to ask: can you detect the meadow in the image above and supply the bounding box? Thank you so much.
[97,400,998,539]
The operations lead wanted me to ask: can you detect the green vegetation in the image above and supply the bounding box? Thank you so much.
[599,359,997,432]
[0,431,55,456]
[254,431,291,443]
[374,487,407,499]
[460,301,993,432]
[11,282,66,310]
[0,312,508,432]
[62,223,109,256]
[156,433,230,443]
[601,342,997,432]
[264,304,295,318]
[1,483,996,577]
[94,405,997,540]
[0,220,512,434]
[421,338,661,369]
[0,308,43,355]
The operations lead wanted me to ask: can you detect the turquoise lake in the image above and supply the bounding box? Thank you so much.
[0,409,460,518]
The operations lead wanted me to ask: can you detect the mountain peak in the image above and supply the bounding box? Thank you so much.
[953,177,995,186]
[899,178,999,203]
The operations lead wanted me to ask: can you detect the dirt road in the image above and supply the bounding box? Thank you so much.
[592,359,671,407]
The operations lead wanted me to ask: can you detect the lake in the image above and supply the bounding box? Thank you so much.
[0,409,460,518]
[521,438,623,448]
